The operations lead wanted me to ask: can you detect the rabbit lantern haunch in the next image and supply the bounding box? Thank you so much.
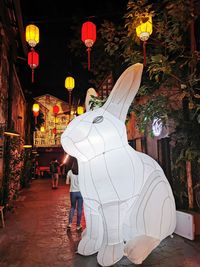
[61,63,176,267]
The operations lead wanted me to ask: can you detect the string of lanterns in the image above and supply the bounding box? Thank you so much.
[25,24,39,82]
[27,16,152,133]
[52,105,60,137]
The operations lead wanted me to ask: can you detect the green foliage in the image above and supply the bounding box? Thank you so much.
[102,0,200,130]
[3,136,24,206]
[20,150,33,188]
[131,95,170,136]
[88,95,106,110]
[170,104,200,209]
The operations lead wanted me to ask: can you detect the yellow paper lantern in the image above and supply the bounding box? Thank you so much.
[136,15,152,41]
[77,106,84,115]
[40,126,45,132]
[136,14,152,66]
[32,103,40,112]
[54,117,59,124]
[65,76,75,91]
[26,24,39,47]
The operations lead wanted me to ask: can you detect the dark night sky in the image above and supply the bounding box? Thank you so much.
[19,0,128,104]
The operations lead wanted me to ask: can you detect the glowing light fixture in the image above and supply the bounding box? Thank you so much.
[32,103,40,124]
[32,103,40,112]
[77,106,84,115]
[65,76,75,117]
[53,105,59,114]
[25,24,39,47]
[40,126,45,132]
[65,76,75,91]
[152,118,163,137]
[136,14,152,66]
[4,130,20,137]
[28,50,39,82]
[81,21,96,70]
[23,144,32,148]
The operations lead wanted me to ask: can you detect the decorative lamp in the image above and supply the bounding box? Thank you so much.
[77,106,84,115]
[65,76,75,116]
[23,144,32,148]
[32,103,40,124]
[54,117,59,124]
[52,128,57,135]
[25,24,39,47]
[81,21,96,70]
[53,105,60,114]
[32,103,40,112]
[4,130,20,137]
[40,126,45,132]
[28,50,39,82]
[136,15,152,66]
[65,76,75,91]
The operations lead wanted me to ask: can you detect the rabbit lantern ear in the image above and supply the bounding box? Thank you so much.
[85,87,98,112]
[102,63,143,122]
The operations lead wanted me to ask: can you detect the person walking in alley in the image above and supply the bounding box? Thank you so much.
[66,157,83,231]
[50,158,60,189]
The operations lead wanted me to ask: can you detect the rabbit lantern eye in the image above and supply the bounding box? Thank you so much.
[92,116,104,124]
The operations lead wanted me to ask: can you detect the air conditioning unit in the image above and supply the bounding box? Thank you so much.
[174,210,195,240]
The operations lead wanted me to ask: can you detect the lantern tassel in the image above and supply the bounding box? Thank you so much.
[35,116,37,125]
[32,69,34,83]
[143,41,147,66]
[87,47,91,70]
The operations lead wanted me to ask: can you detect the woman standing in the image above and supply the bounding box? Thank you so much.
[66,157,83,231]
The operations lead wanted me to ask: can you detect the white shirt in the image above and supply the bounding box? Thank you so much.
[67,170,80,192]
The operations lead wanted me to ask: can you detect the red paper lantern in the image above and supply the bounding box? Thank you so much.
[52,128,57,135]
[28,49,39,82]
[81,21,96,70]
[53,105,59,114]
[33,111,39,117]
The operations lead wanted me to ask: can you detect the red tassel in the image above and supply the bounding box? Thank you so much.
[143,41,147,66]
[32,69,34,83]
[87,47,91,70]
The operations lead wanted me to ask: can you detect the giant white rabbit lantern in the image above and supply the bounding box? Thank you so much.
[61,63,176,266]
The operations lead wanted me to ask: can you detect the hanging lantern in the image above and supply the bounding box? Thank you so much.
[52,128,57,135]
[25,24,39,47]
[136,14,152,66]
[65,76,75,91]
[28,49,39,82]
[65,76,75,118]
[40,126,45,132]
[77,106,84,115]
[32,103,40,124]
[54,117,59,124]
[53,105,60,114]
[81,21,96,70]
[32,103,40,112]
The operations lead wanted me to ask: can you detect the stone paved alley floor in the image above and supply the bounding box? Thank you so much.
[0,177,200,267]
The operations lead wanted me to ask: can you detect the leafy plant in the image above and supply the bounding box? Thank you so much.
[2,136,24,207]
